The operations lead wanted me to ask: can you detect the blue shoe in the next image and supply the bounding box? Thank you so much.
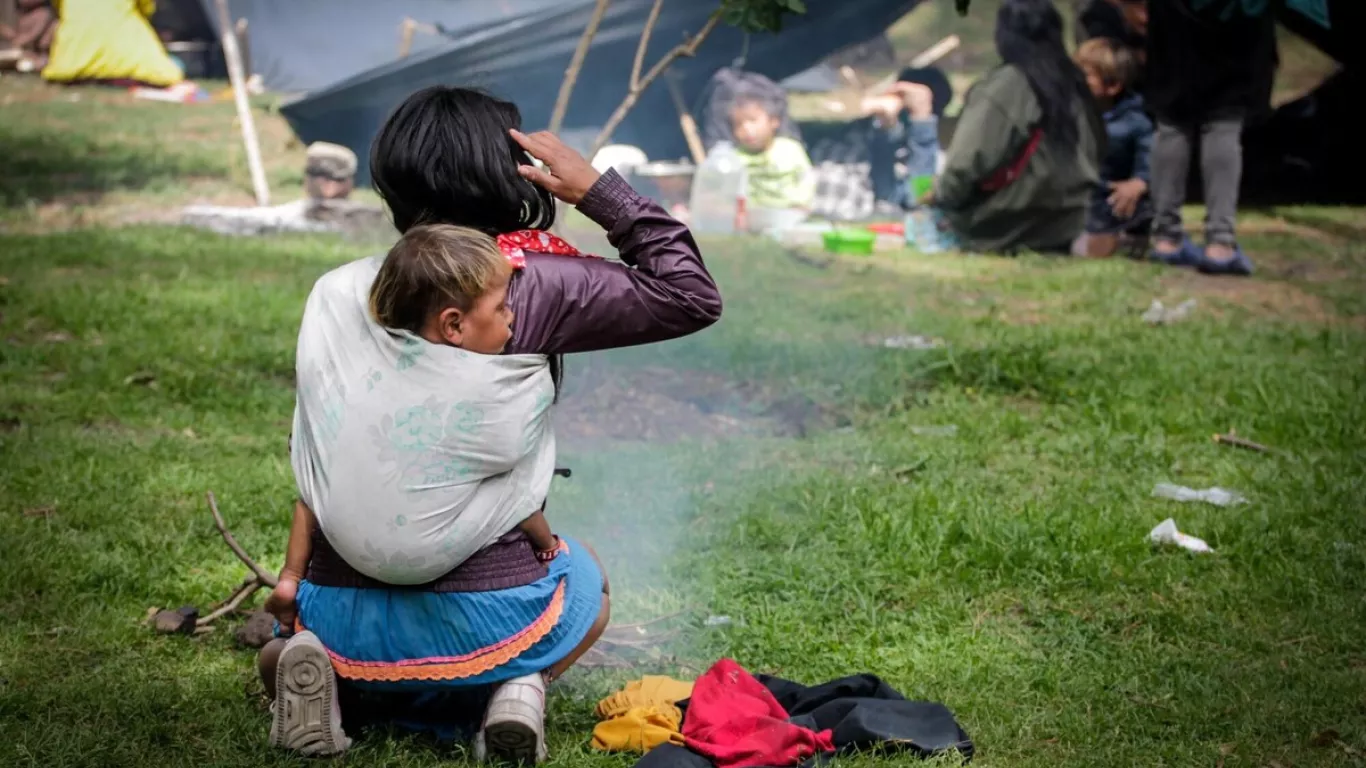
[1150,236,1201,268]
[1197,244,1254,276]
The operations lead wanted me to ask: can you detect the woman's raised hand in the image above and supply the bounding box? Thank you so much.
[510,129,602,206]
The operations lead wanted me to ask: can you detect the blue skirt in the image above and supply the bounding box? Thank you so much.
[295,536,603,691]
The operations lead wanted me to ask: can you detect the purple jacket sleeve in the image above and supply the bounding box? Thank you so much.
[504,170,722,355]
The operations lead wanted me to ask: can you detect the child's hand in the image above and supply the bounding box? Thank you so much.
[1107,178,1148,219]
[510,129,602,206]
[861,94,902,127]
[264,577,299,634]
[891,82,935,121]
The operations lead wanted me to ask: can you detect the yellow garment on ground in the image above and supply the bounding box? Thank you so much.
[43,0,183,86]
[591,676,696,753]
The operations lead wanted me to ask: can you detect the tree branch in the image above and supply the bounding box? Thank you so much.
[631,0,665,90]
[589,10,721,159]
[207,491,278,588]
[549,0,613,134]
[196,578,266,626]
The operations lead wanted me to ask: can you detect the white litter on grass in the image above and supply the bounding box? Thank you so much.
[1148,518,1214,554]
[1142,299,1197,325]
[1153,482,1247,507]
[704,615,733,627]
[910,425,958,437]
[883,335,944,350]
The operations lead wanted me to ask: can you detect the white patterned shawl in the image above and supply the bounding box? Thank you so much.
[289,256,555,585]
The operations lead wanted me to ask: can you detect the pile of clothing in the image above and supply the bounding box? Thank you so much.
[593,659,973,767]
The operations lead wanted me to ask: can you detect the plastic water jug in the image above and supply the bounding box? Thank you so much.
[688,142,746,235]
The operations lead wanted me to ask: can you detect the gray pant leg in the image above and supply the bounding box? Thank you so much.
[1151,119,1194,243]
[1200,117,1244,246]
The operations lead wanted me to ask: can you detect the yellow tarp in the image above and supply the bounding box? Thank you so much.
[43,0,183,86]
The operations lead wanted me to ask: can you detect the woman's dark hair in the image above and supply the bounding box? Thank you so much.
[995,0,1091,146]
[370,86,556,235]
[895,66,954,118]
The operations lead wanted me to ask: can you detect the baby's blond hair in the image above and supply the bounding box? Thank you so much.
[369,224,511,333]
[1075,37,1139,89]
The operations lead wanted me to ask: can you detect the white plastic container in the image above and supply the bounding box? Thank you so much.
[688,142,747,235]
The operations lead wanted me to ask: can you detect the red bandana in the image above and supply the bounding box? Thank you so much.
[495,230,598,270]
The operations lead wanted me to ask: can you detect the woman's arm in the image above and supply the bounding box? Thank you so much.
[517,510,559,559]
[263,500,316,631]
[506,132,722,355]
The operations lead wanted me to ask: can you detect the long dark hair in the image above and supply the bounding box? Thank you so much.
[995,0,1090,146]
[370,86,556,235]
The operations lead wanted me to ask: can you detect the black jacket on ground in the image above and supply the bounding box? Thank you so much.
[635,673,974,768]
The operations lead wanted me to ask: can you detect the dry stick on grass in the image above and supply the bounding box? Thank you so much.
[548,0,613,134]
[197,576,266,626]
[1213,432,1272,453]
[207,491,278,588]
[598,629,682,649]
[587,9,723,160]
[606,609,688,632]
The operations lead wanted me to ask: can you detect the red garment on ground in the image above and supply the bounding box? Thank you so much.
[682,659,835,768]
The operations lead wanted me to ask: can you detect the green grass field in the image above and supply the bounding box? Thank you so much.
[2,67,1365,768]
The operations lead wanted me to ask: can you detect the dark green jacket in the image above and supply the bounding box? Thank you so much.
[937,66,1101,254]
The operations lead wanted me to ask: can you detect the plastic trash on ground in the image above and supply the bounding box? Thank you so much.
[883,335,943,350]
[1148,518,1214,554]
[1142,299,1197,325]
[704,615,733,627]
[1153,483,1247,507]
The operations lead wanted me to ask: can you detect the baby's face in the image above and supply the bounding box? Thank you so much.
[730,103,779,154]
[1082,66,1122,101]
[457,277,514,355]
[427,274,514,355]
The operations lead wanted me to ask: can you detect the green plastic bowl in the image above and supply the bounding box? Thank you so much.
[822,227,877,255]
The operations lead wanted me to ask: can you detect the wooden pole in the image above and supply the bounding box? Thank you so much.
[234,18,252,82]
[664,74,705,165]
[399,18,416,58]
[398,18,440,59]
[865,34,961,97]
[214,0,270,206]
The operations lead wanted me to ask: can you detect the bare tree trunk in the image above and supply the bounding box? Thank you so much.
[549,0,613,134]
[588,10,721,160]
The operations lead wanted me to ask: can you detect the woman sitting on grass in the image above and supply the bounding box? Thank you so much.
[909,0,1104,254]
[257,86,722,763]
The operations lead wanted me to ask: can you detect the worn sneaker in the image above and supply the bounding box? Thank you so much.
[268,630,351,756]
[477,674,547,764]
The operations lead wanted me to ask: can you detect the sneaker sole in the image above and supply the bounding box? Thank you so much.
[484,697,543,764]
[484,719,540,764]
[269,632,351,756]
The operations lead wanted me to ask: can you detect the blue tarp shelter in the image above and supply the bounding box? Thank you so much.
[204,0,922,182]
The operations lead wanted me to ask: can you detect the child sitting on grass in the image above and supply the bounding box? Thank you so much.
[729,95,815,218]
[1072,37,1154,258]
